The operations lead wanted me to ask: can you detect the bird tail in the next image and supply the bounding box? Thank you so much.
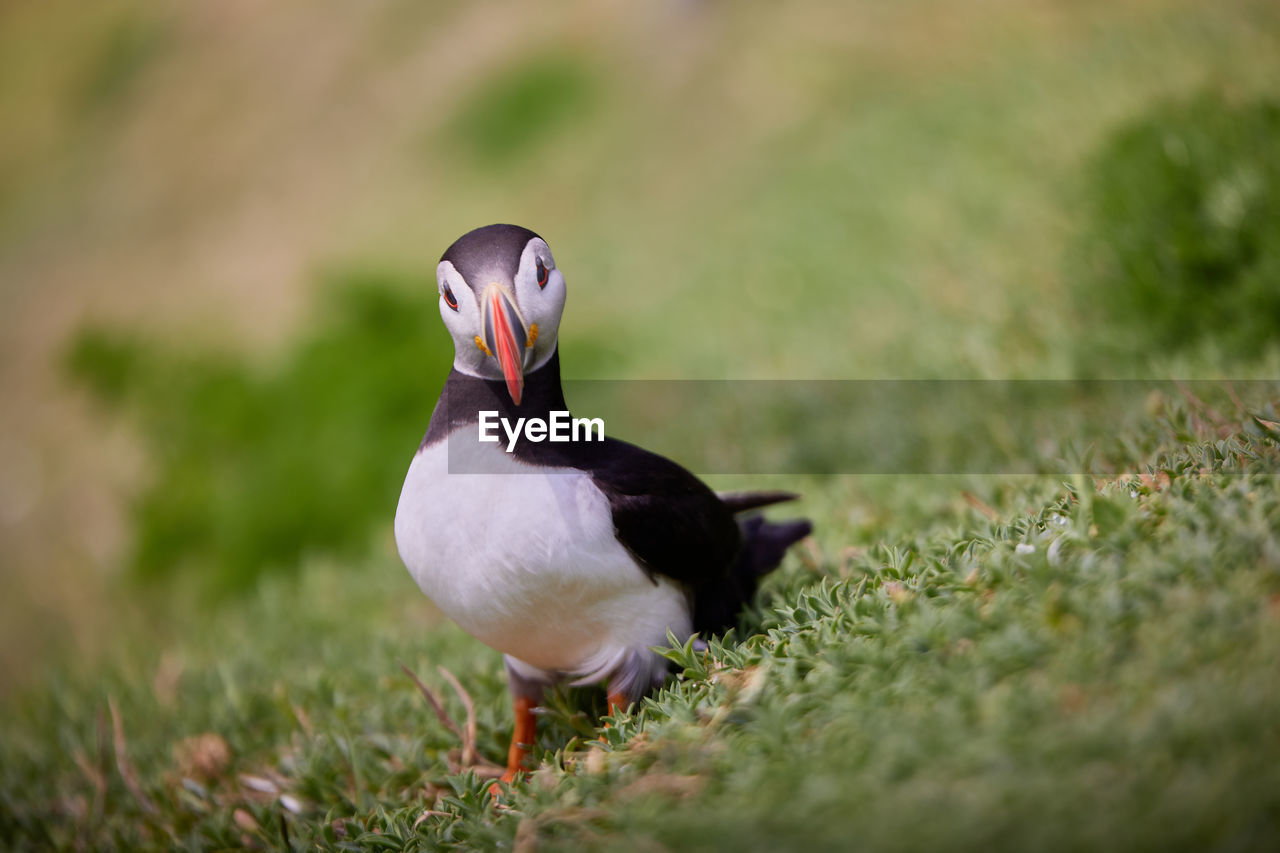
[736,514,813,579]
[716,490,801,514]
[693,509,812,636]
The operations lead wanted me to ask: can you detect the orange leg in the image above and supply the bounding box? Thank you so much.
[500,695,537,784]
[597,691,630,743]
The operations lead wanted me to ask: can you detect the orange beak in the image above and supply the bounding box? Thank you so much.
[481,285,528,406]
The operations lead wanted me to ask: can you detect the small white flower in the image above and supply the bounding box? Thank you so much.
[1015,543,1035,555]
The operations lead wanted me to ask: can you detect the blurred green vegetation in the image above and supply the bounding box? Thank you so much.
[67,273,452,593]
[446,55,600,168]
[1072,93,1280,368]
[76,12,167,113]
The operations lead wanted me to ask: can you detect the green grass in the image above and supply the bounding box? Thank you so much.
[3,401,1278,850]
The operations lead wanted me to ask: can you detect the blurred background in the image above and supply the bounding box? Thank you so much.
[1,0,1278,697]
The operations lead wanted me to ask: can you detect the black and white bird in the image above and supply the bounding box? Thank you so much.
[394,224,811,783]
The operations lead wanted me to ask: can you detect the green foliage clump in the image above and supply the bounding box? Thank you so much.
[77,13,168,112]
[444,54,598,167]
[1073,94,1280,364]
[66,271,452,593]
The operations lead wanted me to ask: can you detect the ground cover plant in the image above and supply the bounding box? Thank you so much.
[2,398,1278,850]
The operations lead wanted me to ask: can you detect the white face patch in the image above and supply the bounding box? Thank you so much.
[436,237,567,381]
[511,237,566,374]
[436,259,489,376]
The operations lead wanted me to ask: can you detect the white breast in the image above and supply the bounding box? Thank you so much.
[393,434,691,684]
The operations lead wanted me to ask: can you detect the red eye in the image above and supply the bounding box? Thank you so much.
[442,283,458,311]
[536,259,549,289]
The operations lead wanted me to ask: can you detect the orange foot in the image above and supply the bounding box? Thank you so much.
[598,690,632,744]
[488,695,536,798]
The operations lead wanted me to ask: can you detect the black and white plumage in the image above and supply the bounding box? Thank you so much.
[393,224,811,782]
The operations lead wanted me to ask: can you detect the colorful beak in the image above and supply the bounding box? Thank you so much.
[481,284,528,405]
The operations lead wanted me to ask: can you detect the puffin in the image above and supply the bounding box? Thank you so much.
[394,224,812,784]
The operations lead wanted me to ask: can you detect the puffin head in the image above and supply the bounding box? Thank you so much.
[436,224,566,406]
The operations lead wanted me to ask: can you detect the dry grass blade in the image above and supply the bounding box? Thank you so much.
[1174,380,1232,435]
[515,807,611,852]
[618,773,704,801]
[1222,380,1247,415]
[291,702,314,737]
[962,490,999,520]
[151,651,183,708]
[513,816,539,853]
[399,661,463,741]
[71,748,106,819]
[401,661,502,774]
[107,696,157,815]
[437,666,477,768]
[799,537,824,572]
[1254,415,1280,437]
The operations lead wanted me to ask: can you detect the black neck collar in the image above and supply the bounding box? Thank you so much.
[421,349,567,448]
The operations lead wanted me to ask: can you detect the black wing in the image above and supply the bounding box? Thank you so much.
[573,437,743,589]
[519,434,810,635]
